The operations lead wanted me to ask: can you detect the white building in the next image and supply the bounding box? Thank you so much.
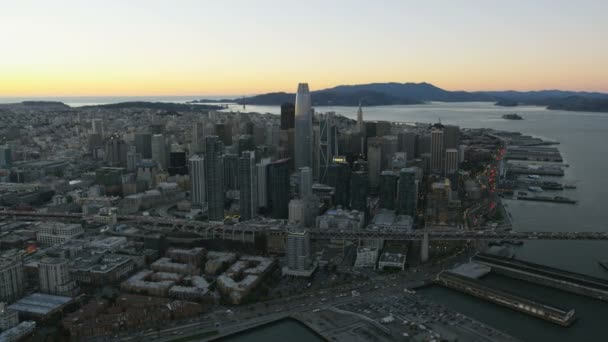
[37,222,84,246]
[283,229,316,277]
[38,257,78,297]
[354,247,379,268]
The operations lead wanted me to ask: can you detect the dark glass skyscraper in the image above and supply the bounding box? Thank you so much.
[398,167,417,216]
[205,136,225,222]
[267,158,290,219]
[280,102,295,130]
[223,154,239,191]
[350,171,369,212]
[379,171,398,210]
[239,151,257,221]
[326,161,351,208]
[134,132,152,158]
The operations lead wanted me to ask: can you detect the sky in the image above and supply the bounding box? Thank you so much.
[1,0,607,96]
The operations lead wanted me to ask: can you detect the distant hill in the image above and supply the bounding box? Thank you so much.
[235,82,608,112]
[81,101,222,112]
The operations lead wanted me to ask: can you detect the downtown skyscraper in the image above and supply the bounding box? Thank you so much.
[189,155,206,208]
[205,136,225,222]
[239,151,258,221]
[295,83,313,170]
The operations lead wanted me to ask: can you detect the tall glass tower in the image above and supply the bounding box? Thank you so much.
[295,83,313,170]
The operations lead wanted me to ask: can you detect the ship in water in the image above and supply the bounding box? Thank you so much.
[502,113,524,120]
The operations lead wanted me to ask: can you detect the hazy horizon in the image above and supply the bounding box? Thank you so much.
[2,0,607,96]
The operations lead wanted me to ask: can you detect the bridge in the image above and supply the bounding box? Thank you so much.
[1,210,608,241]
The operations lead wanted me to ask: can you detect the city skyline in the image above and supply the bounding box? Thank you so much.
[2,0,608,96]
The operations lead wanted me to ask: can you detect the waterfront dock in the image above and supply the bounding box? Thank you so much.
[473,253,608,302]
[434,271,576,326]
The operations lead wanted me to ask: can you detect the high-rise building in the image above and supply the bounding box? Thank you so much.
[223,154,239,191]
[379,171,398,210]
[192,121,206,154]
[286,229,311,271]
[0,145,12,168]
[268,158,290,219]
[398,132,418,159]
[357,102,364,133]
[39,257,77,296]
[326,160,351,208]
[256,158,271,209]
[445,148,459,175]
[239,151,258,221]
[237,135,255,154]
[430,127,444,174]
[376,121,392,137]
[381,135,398,170]
[92,118,104,137]
[151,134,167,170]
[299,167,313,198]
[280,103,295,130]
[126,145,141,172]
[0,254,24,303]
[134,132,152,159]
[205,136,225,222]
[350,171,369,212]
[295,83,313,170]
[443,125,461,149]
[398,167,417,216]
[215,123,232,147]
[169,150,188,176]
[104,135,128,167]
[189,155,206,208]
[319,112,337,183]
[367,137,382,191]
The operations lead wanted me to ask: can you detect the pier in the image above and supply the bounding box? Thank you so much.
[473,253,608,302]
[434,271,576,326]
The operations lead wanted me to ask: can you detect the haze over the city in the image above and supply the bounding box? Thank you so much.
[2,0,607,96]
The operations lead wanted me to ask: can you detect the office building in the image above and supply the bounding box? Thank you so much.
[379,171,398,210]
[239,151,258,221]
[205,136,225,222]
[280,103,295,130]
[350,171,369,212]
[126,146,141,172]
[256,158,271,209]
[283,229,315,277]
[430,126,444,174]
[38,258,78,297]
[295,83,313,170]
[376,121,392,137]
[104,135,128,167]
[367,137,382,191]
[92,118,104,137]
[443,125,461,149]
[0,254,24,303]
[398,131,418,158]
[134,132,152,159]
[169,151,188,176]
[189,155,206,208]
[0,303,18,331]
[319,112,337,183]
[223,154,239,191]
[299,167,313,198]
[192,121,206,154]
[381,135,398,169]
[445,148,459,175]
[398,167,417,216]
[326,160,351,208]
[215,123,232,147]
[268,158,290,219]
[151,134,167,170]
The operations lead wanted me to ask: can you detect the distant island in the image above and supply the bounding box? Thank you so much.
[232,82,608,113]
[502,113,523,120]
